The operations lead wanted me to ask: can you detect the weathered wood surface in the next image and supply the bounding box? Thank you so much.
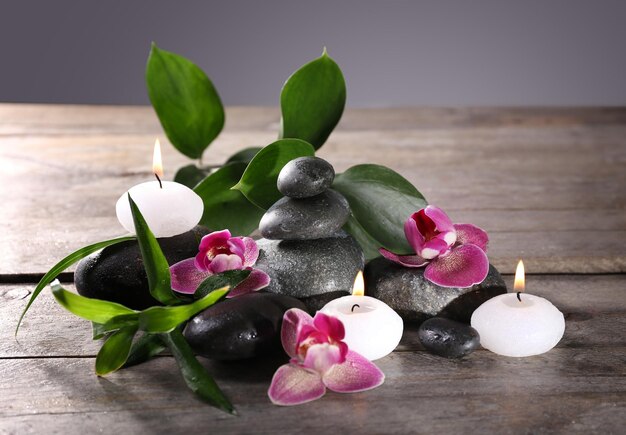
[1,105,625,275]
[1,104,625,434]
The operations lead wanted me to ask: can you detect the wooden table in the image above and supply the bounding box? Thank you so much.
[1,104,625,433]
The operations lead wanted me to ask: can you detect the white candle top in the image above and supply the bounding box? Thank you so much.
[116,180,204,238]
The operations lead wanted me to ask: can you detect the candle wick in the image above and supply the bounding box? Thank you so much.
[155,173,163,189]
[351,304,360,312]
[516,292,522,302]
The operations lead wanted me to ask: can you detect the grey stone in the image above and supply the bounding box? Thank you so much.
[418,317,480,358]
[184,292,306,361]
[364,257,507,324]
[75,226,210,310]
[277,156,335,198]
[255,232,364,312]
[259,189,350,240]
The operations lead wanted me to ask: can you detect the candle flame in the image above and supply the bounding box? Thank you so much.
[352,271,365,296]
[153,139,164,178]
[514,260,525,292]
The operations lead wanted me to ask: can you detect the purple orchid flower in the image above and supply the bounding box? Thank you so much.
[268,309,385,406]
[379,205,489,288]
[169,229,270,298]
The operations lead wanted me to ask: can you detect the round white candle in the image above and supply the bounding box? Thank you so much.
[115,139,204,238]
[116,181,203,238]
[320,272,403,361]
[470,261,564,357]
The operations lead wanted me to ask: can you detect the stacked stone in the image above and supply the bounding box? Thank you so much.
[254,157,364,312]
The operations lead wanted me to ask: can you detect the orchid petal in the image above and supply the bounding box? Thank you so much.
[379,248,428,268]
[195,230,232,270]
[303,343,344,373]
[454,223,489,252]
[268,364,326,406]
[424,244,489,288]
[281,308,313,358]
[227,237,246,260]
[170,258,210,294]
[420,237,450,260]
[323,350,385,393]
[208,254,243,274]
[313,312,345,342]
[227,269,270,298]
[404,216,426,255]
[241,237,259,267]
[424,205,455,233]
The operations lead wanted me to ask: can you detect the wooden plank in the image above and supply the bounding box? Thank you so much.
[1,104,625,274]
[3,275,624,358]
[0,347,624,434]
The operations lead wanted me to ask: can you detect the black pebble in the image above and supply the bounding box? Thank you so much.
[277,156,335,198]
[418,317,480,359]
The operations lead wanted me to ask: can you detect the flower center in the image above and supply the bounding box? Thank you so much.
[206,245,231,260]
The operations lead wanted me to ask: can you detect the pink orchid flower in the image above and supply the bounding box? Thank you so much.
[268,309,385,406]
[169,229,270,298]
[379,205,489,288]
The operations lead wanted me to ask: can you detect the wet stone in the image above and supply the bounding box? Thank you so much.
[255,231,364,313]
[259,189,350,240]
[75,226,210,310]
[364,257,507,324]
[184,292,306,361]
[418,317,480,358]
[277,156,335,198]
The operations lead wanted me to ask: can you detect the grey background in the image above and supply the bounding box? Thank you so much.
[1,0,625,107]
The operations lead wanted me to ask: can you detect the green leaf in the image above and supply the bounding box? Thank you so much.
[51,282,138,324]
[225,147,262,165]
[194,163,264,236]
[280,49,346,150]
[343,214,383,261]
[95,325,138,376]
[15,236,134,335]
[174,164,211,188]
[138,287,228,333]
[92,314,139,340]
[194,270,250,299]
[129,195,179,305]
[146,43,224,159]
[161,328,235,415]
[123,333,167,368]
[232,139,315,209]
[333,164,428,254]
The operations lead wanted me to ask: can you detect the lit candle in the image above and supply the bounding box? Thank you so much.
[320,271,403,361]
[470,260,565,357]
[115,139,204,238]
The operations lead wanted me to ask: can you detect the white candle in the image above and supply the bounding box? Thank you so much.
[320,272,403,361]
[115,139,204,238]
[470,260,565,357]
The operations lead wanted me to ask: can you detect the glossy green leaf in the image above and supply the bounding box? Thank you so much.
[174,164,211,188]
[280,49,346,149]
[194,162,264,236]
[333,164,428,254]
[51,282,138,325]
[15,236,134,335]
[129,195,179,305]
[95,325,138,376]
[138,287,228,333]
[92,314,139,340]
[161,328,235,415]
[343,214,383,261]
[232,139,315,209]
[146,43,224,159]
[194,270,250,299]
[225,147,262,165]
[123,333,167,368]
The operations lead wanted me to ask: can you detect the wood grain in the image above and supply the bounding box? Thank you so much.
[1,105,625,274]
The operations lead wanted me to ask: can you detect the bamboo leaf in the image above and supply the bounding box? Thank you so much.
[280,49,346,149]
[194,270,250,299]
[16,236,134,335]
[129,195,179,305]
[232,139,315,209]
[138,287,228,333]
[123,333,167,368]
[95,325,138,376]
[146,43,224,160]
[161,329,235,415]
